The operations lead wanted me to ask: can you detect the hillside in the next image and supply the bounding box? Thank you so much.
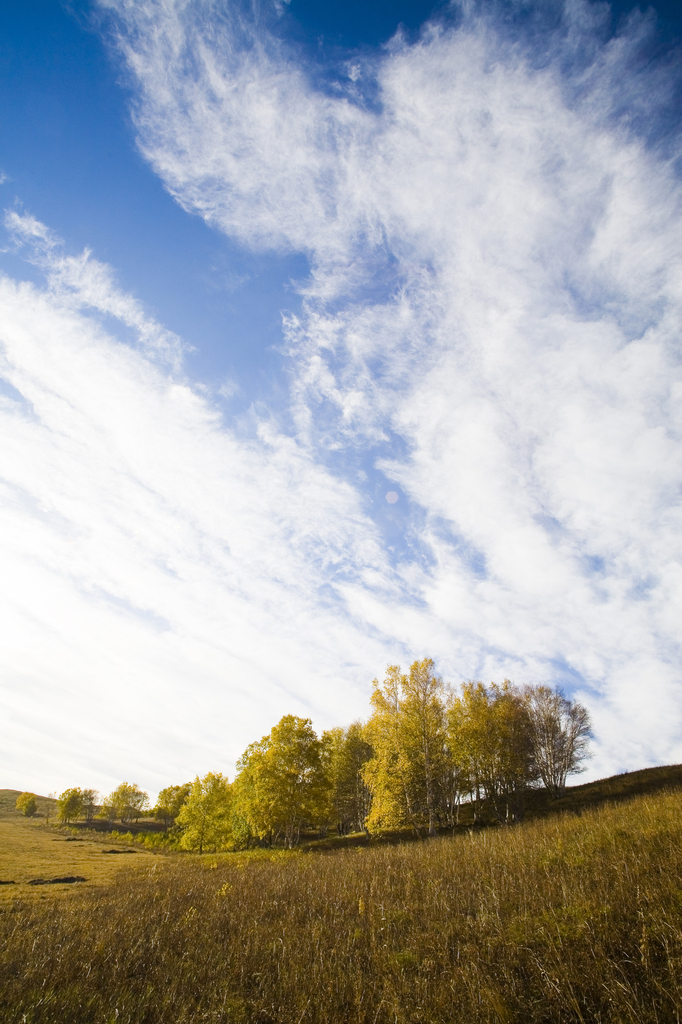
[305,762,682,849]
[1,771,681,1021]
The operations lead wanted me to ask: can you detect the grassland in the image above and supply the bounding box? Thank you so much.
[0,790,152,900]
[1,771,682,1023]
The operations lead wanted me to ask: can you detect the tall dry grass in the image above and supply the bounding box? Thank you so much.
[2,789,682,1023]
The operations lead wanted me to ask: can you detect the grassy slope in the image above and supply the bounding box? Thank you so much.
[305,762,682,850]
[524,762,682,817]
[1,773,682,1022]
[0,790,152,898]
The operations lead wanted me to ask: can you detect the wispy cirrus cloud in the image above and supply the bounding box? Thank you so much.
[4,208,185,366]
[92,0,682,777]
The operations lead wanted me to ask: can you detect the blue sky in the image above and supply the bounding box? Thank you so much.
[1,0,681,798]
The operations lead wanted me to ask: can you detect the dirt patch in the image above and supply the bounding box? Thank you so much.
[28,876,86,885]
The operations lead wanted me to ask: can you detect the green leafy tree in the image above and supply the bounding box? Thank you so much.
[101,782,150,822]
[15,792,37,817]
[154,783,191,828]
[57,788,84,824]
[176,773,232,854]
[234,715,330,848]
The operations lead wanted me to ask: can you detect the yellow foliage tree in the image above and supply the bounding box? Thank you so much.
[57,788,84,824]
[322,722,373,835]
[401,658,448,836]
[15,792,37,817]
[363,660,446,836]
[154,783,191,828]
[447,681,535,823]
[100,782,149,823]
[176,773,232,854]
[234,715,329,848]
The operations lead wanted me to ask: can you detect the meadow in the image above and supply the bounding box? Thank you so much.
[0,789,153,900]
[1,777,682,1023]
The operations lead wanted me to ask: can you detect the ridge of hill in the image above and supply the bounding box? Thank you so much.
[303,762,682,850]
[524,761,682,817]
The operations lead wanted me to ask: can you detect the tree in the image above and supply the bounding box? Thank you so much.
[363,660,447,836]
[81,789,99,822]
[57,788,84,823]
[447,681,494,823]
[101,782,150,822]
[490,682,536,821]
[363,666,415,833]
[323,722,373,835]
[176,773,232,854]
[234,715,330,848]
[523,685,592,798]
[154,783,191,828]
[15,792,37,817]
[447,681,536,824]
[231,737,270,847]
[401,658,447,836]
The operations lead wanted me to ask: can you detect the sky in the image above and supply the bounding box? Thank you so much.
[0,0,681,800]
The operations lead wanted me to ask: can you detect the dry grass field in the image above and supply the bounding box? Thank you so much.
[0,790,153,900]
[1,778,682,1023]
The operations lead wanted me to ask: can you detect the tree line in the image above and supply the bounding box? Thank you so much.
[19,661,591,851]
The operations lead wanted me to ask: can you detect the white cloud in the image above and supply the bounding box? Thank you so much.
[0,221,421,797]
[92,0,682,778]
[1,0,679,794]
[4,209,185,367]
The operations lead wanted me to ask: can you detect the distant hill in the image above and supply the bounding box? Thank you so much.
[0,789,57,820]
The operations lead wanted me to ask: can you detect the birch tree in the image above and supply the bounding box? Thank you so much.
[401,658,447,836]
[234,715,329,848]
[176,772,232,854]
[448,681,535,822]
[363,660,446,836]
[523,685,592,797]
[323,722,373,834]
[363,665,417,833]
